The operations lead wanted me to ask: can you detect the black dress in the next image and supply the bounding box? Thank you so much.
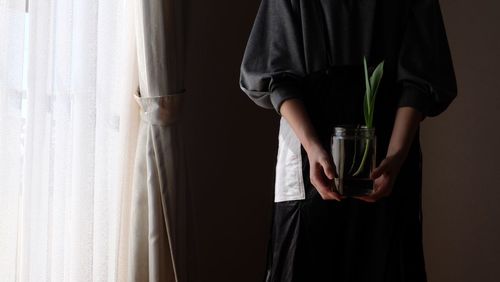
[239,0,457,281]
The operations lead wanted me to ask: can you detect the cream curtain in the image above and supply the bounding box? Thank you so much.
[127,0,192,281]
[0,0,139,281]
[0,0,191,280]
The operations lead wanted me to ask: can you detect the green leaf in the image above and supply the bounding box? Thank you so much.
[363,56,371,108]
[369,60,384,115]
[363,89,369,125]
[363,56,372,127]
[354,58,384,176]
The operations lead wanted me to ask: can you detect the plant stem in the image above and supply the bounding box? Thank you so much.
[347,124,360,175]
[352,138,370,177]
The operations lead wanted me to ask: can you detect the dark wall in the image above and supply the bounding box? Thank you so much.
[420,1,500,281]
[183,0,500,281]
[183,1,277,281]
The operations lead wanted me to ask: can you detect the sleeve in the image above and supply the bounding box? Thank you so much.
[239,0,307,116]
[396,0,458,118]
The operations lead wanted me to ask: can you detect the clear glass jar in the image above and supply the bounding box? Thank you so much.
[330,125,376,196]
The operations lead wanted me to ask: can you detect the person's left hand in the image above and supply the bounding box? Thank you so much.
[352,153,406,202]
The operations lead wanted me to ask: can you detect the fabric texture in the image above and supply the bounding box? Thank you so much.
[239,0,457,281]
[239,0,307,115]
[127,0,195,281]
[0,0,140,281]
[274,117,306,202]
[239,0,457,202]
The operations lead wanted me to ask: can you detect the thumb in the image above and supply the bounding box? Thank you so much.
[371,159,389,179]
[321,159,336,180]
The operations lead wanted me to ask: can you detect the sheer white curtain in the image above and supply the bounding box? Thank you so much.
[0,0,139,281]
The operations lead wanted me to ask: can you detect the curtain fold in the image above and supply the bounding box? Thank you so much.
[0,1,26,279]
[128,0,192,281]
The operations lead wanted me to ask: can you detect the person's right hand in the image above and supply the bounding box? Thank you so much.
[278,98,345,201]
[306,143,345,201]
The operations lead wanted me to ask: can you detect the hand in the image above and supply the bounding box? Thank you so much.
[353,153,405,202]
[352,106,422,202]
[306,143,346,201]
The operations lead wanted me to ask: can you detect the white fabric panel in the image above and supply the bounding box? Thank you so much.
[274,116,306,202]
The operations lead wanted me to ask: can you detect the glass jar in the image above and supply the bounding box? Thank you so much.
[330,125,376,196]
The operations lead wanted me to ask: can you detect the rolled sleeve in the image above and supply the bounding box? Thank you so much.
[269,75,304,116]
[238,0,307,116]
[396,0,457,118]
[397,81,428,115]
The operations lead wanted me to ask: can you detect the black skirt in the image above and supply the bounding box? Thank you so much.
[264,139,427,282]
[263,66,428,282]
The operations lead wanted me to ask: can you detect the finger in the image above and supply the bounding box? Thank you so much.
[323,171,344,201]
[320,183,343,201]
[320,158,336,180]
[310,178,327,196]
[312,162,345,201]
[316,186,341,201]
[353,191,385,202]
[352,195,376,203]
[312,179,343,201]
[353,179,389,202]
[325,191,343,201]
[330,178,346,200]
[326,155,340,178]
[332,191,346,201]
[369,179,392,200]
[371,159,390,180]
[311,163,333,193]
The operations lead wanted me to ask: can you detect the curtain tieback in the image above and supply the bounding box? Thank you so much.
[134,89,185,126]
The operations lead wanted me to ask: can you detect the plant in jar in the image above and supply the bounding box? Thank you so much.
[331,56,384,196]
[352,56,384,175]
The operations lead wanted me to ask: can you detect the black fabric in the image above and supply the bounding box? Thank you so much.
[238,0,457,281]
[265,141,426,282]
[263,65,427,282]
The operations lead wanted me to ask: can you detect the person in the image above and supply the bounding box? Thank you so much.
[239,0,457,281]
